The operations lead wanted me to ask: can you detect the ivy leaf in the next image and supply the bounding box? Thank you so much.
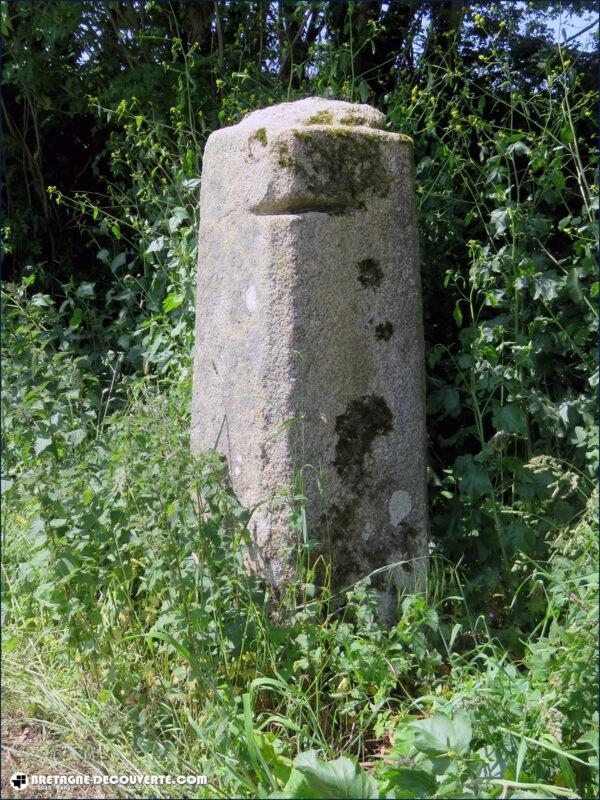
[454,455,493,499]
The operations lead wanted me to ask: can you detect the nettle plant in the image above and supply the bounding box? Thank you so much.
[1,276,103,476]
[387,45,598,606]
[48,91,202,382]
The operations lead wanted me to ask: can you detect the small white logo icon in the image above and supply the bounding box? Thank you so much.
[10,773,28,791]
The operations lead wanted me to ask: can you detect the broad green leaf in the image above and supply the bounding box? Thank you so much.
[489,208,509,236]
[76,281,95,298]
[31,294,52,307]
[492,403,528,435]
[35,436,53,455]
[286,750,378,799]
[272,768,308,798]
[560,124,574,144]
[507,140,530,156]
[146,236,166,254]
[358,79,370,103]
[162,292,184,313]
[69,307,83,328]
[111,252,126,270]
[382,766,437,798]
[532,271,560,301]
[412,709,472,757]
[566,268,583,304]
[453,456,493,499]
[66,428,87,447]
[254,731,293,786]
[168,207,188,233]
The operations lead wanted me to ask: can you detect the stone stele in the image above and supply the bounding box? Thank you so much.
[191,97,427,616]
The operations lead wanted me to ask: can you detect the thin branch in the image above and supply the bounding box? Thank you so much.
[214,1,224,71]
[561,19,597,45]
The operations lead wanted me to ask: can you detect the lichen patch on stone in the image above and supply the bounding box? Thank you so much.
[245,284,258,313]
[388,490,412,526]
[375,321,394,340]
[334,395,393,484]
[357,258,384,289]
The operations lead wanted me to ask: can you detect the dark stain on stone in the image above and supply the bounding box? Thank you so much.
[334,395,393,485]
[328,502,354,533]
[327,500,390,576]
[400,522,419,572]
[357,258,384,289]
[375,321,394,341]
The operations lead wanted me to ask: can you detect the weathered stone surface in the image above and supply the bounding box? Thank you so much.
[191,97,427,616]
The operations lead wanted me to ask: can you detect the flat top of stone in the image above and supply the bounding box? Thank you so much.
[238,97,386,131]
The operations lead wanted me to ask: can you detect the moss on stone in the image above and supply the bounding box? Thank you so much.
[375,321,394,341]
[333,395,393,486]
[357,258,384,289]
[339,112,370,127]
[253,127,268,146]
[289,127,391,207]
[277,142,294,168]
[305,110,335,125]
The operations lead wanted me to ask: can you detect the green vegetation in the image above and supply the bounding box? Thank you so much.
[254,127,269,146]
[305,110,335,125]
[2,2,597,798]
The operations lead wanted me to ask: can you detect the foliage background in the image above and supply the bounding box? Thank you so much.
[1,2,598,799]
